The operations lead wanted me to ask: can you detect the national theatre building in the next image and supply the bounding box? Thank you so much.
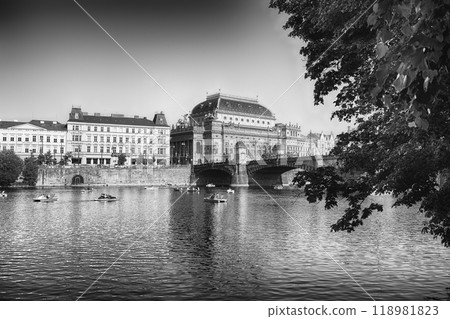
[170,93,333,165]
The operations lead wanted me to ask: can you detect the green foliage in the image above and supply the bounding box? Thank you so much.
[0,150,24,187]
[271,0,450,246]
[37,151,56,166]
[44,150,56,165]
[22,156,39,186]
[59,152,72,166]
[36,153,45,165]
[118,153,127,166]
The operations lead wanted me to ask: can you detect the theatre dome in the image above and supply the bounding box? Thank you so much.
[191,93,275,120]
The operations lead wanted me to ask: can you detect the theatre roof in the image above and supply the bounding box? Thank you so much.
[191,93,275,120]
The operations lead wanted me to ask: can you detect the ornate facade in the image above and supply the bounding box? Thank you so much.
[170,93,333,165]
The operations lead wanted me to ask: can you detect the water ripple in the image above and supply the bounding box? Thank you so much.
[0,189,449,300]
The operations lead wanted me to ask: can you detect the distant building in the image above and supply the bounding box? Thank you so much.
[170,92,329,164]
[66,107,170,166]
[306,132,336,156]
[0,120,67,160]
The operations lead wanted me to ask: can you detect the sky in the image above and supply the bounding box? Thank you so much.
[0,0,352,134]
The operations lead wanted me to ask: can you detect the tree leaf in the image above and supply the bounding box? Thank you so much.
[371,85,382,98]
[379,28,394,43]
[383,94,392,107]
[397,3,411,19]
[376,43,389,59]
[375,64,389,87]
[373,3,379,13]
[401,23,413,37]
[367,13,377,26]
[397,62,408,74]
[423,76,430,91]
[392,73,407,92]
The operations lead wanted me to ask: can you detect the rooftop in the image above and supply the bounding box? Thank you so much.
[0,120,66,131]
[191,92,275,119]
[68,108,169,127]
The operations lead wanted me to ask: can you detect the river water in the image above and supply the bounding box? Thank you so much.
[0,187,449,301]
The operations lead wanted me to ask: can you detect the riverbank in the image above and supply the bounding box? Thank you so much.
[37,165,192,187]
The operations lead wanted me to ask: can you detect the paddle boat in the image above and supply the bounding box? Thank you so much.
[81,187,93,193]
[204,193,227,203]
[33,194,57,202]
[1,191,7,197]
[206,183,215,188]
[94,193,117,202]
[144,186,156,190]
[174,187,183,192]
[187,187,200,192]
[273,185,283,190]
[226,188,235,194]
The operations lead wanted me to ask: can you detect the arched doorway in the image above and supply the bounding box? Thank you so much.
[71,175,84,185]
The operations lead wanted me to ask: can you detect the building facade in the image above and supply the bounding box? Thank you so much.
[307,132,336,156]
[66,107,170,166]
[170,93,332,165]
[0,120,67,160]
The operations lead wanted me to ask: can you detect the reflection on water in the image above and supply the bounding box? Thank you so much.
[0,187,449,300]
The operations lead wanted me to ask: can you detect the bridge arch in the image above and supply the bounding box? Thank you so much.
[249,165,306,187]
[71,175,84,185]
[195,168,232,186]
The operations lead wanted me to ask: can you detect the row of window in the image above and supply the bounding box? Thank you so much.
[71,125,168,135]
[222,116,269,125]
[73,146,167,155]
[287,145,309,151]
[71,135,167,144]
[2,146,64,154]
[86,158,111,165]
[2,136,64,143]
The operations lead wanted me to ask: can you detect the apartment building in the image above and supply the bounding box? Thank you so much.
[0,120,67,160]
[66,107,170,166]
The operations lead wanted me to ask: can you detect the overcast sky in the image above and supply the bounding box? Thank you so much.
[0,0,351,134]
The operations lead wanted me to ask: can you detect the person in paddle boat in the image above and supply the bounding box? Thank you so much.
[211,193,221,200]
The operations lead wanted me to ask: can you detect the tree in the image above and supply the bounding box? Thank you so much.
[22,156,39,186]
[44,150,56,165]
[270,0,450,246]
[118,153,127,166]
[37,150,56,166]
[0,150,24,187]
[59,152,72,166]
[36,153,45,165]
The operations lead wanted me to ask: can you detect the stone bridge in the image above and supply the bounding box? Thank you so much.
[191,155,337,187]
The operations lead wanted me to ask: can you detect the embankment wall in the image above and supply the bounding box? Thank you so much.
[37,166,192,187]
